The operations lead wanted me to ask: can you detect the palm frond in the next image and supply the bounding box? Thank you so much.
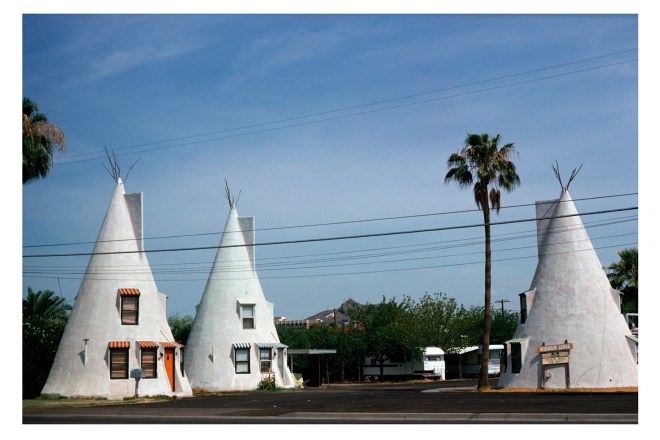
[489,187,501,213]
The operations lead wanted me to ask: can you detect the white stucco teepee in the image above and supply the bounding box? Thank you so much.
[41,179,192,399]
[185,190,296,391]
[497,188,638,389]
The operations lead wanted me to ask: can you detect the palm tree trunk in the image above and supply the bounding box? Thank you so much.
[478,188,492,391]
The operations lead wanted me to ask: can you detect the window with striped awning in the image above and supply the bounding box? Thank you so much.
[233,343,251,374]
[139,342,158,379]
[119,289,139,325]
[108,341,130,379]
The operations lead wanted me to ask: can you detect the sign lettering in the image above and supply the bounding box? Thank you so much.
[542,356,569,365]
[542,351,570,359]
[537,342,573,353]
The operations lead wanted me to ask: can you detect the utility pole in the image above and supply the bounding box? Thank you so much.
[495,299,510,312]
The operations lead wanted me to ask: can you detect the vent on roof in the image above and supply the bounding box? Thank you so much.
[552,161,583,193]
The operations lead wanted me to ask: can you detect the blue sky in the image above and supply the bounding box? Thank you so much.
[19,11,641,323]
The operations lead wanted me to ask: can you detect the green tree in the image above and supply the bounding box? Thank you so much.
[458,305,519,345]
[277,325,311,349]
[444,133,520,390]
[348,296,422,381]
[454,305,484,348]
[22,287,71,399]
[491,308,519,344]
[167,314,194,345]
[23,287,72,321]
[412,292,465,351]
[608,247,638,314]
[23,97,66,184]
[335,326,367,382]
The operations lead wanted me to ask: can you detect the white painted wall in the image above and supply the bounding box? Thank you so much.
[498,191,638,389]
[41,181,193,399]
[185,205,296,391]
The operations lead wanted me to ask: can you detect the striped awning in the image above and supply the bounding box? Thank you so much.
[160,341,183,348]
[137,340,159,349]
[108,341,130,349]
[233,342,251,349]
[506,338,528,344]
[118,288,141,296]
[256,342,287,349]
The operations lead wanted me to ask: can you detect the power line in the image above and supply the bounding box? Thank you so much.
[23,214,637,273]
[22,191,637,249]
[54,56,637,165]
[58,49,636,163]
[22,206,637,258]
[23,232,636,277]
[24,241,637,283]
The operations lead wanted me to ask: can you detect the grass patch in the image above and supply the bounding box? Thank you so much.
[23,394,178,409]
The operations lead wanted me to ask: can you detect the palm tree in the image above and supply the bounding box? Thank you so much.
[444,133,520,391]
[23,97,66,184]
[23,287,72,322]
[607,247,638,314]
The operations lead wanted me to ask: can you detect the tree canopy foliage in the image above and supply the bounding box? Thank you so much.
[347,296,422,381]
[23,97,66,184]
[22,287,72,399]
[608,247,638,314]
[167,314,194,345]
[23,287,72,321]
[277,293,519,384]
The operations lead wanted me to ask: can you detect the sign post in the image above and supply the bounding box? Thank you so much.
[537,340,573,389]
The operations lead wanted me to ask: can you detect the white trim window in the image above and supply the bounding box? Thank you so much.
[260,348,272,373]
[241,304,255,329]
[235,347,250,374]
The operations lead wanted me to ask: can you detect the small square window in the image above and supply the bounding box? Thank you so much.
[235,347,250,374]
[241,304,254,329]
[110,349,129,379]
[141,348,157,379]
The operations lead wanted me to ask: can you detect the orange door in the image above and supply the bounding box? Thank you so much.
[164,348,175,391]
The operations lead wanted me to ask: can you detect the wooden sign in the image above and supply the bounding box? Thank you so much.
[538,341,572,388]
[537,343,573,353]
[541,351,570,365]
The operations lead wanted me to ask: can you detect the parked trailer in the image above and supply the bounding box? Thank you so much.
[444,344,504,378]
[362,347,445,380]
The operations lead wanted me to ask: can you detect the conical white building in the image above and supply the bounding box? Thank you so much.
[498,189,638,389]
[185,195,296,391]
[41,179,192,399]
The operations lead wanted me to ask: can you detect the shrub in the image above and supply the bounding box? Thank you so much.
[257,375,277,391]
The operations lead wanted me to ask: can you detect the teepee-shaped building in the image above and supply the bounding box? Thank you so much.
[497,187,638,389]
[41,179,192,399]
[185,190,296,391]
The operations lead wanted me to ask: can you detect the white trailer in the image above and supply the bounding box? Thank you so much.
[362,347,446,380]
[445,344,504,378]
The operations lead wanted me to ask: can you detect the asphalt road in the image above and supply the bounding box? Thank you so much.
[22,379,638,424]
